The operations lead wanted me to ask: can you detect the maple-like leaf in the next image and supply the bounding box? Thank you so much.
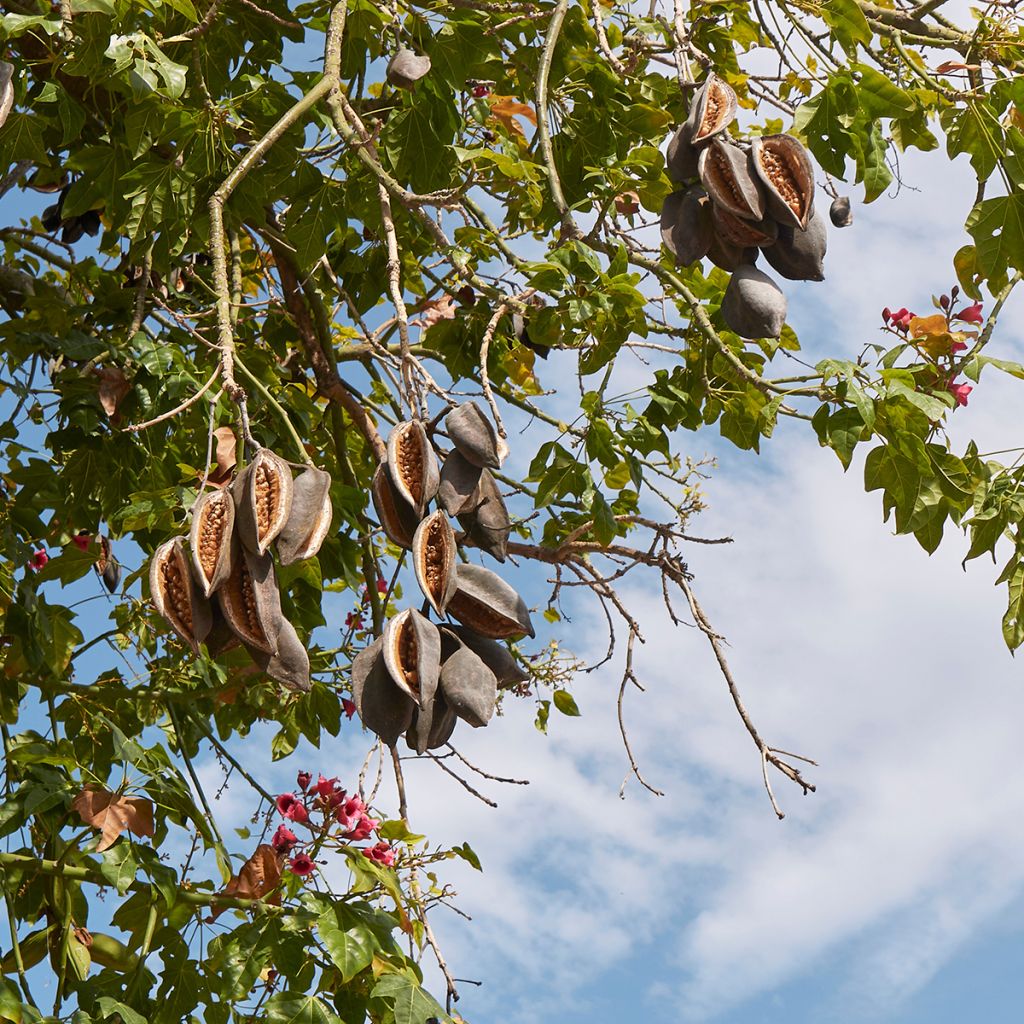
[210,844,282,920]
[93,367,131,418]
[489,96,537,136]
[413,295,456,330]
[207,426,237,488]
[71,785,155,852]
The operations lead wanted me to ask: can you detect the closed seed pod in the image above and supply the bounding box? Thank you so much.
[101,558,121,594]
[0,62,13,131]
[829,195,853,228]
[150,537,212,655]
[445,402,503,469]
[438,642,497,728]
[448,624,529,688]
[437,450,484,516]
[217,547,283,655]
[413,510,458,615]
[447,562,534,640]
[711,203,778,249]
[406,688,457,753]
[234,449,294,556]
[386,420,439,517]
[721,263,787,340]
[707,230,744,272]
[457,470,511,563]
[277,466,332,565]
[190,488,236,597]
[205,601,241,658]
[352,638,415,747]
[751,134,815,230]
[386,47,431,89]
[661,188,713,267]
[698,138,766,221]
[371,463,419,549]
[762,207,827,282]
[666,122,699,182]
[684,74,737,145]
[246,616,311,692]
[382,608,441,709]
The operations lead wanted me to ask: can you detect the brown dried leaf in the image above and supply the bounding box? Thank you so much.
[94,367,131,418]
[208,427,237,488]
[209,844,283,920]
[489,96,537,136]
[413,295,456,329]
[934,61,972,73]
[71,785,155,852]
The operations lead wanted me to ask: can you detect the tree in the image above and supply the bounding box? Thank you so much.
[0,0,1022,1020]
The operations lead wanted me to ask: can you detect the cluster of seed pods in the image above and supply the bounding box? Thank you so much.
[359,402,532,752]
[662,74,852,340]
[149,449,333,692]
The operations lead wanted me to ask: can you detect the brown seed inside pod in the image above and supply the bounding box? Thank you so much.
[423,518,448,602]
[222,559,268,649]
[396,429,425,507]
[397,618,420,696]
[760,151,800,215]
[447,590,518,640]
[196,495,228,581]
[254,463,280,537]
[160,555,193,633]
[712,204,777,249]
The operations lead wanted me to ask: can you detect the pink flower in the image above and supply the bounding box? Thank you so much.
[890,307,914,331]
[345,611,364,631]
[296,771,311,791]
[881,307,892,323]
[951,339,968,354]
[377,577,388,594]
[958,302,984,324]
[276,793,310,824]
[948,380,973,407]
[312,774,339,799]
[288,853,316,877]
[341,698,357,720]
[28,550,49,571]
[271,825,298,854]
[363,842,395,867]
[72,533,91,552]
[343,813,379,841]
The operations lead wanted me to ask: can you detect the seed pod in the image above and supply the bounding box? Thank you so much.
[205,601,241,658]
[217,547,283,655]
[247,616,310,692]
[234,449,294,556]
[149,537,212,655]
[371,463,419,549]
[101,558,121,594]
[190,488,236,597]
[386,420,439,518]
[448,562,534,640]
[437,450,484,516]
[666,122,699,182]
[386,47,431,89]
[711,203,778,249]
[661,188,713,267]
[684,74,737,145]
[277,466,332,565]
[762,207,827,282]
[457,470,511,563]
[448,625,530,688]
[445,402,502,469]
[721,264,787,340]
[830,195,853,228]
[406,688,457,753]
[87,932,140,973]
[698,138,766,222]
[438,641,497,729]
[352,638,415,747]
[382,609,441,748]
[413,510,458,615]
[751,135,815,231]
[0,62,13,131]
[707,230,744,272]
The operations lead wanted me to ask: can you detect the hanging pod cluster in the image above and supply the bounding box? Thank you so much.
[149,446,334,692]
[355,403,532,750]
[662,74,853,340]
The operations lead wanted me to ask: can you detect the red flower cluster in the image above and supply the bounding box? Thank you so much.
[882,306,915,332]
[948,380,973,407]
[364,841,396,867]
[958,301,984,325]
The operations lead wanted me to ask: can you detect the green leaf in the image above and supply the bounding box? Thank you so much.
[966,195,1024,280]
[100,843,139,895]
[371,974,448,1024]
[854,65,914,118]
[264,993,343,1024]
[553,689,580,717]
[317,906,376,983]
[822,0,871,55]
[1003,563,1024,651]
[451,842,482,871]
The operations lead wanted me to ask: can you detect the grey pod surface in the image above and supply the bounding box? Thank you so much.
[386,48,431,89]
[684,73,737,145]
[447,562,534,640]
[247,615,311,692]
[720,264,788,340]
[829,195,853,228]
[666,122,700,182]
[448,624,529,688]
[751,134,815,230]
[277,466,333,565]
[438,450,484,516]
[661,188,713,267]
[352,637,415,747]
[0,62,14,131]
[217,545,284,656]
[762,207,827,282]
[457,469,511,563]
[233,448,294,556]
[406,688,458,753]
[371,463,419,550]
[382,608,441,709]
[386,420,439,517]
[699,138,766,221]
[438,643,498,728]
[445,402,502,469]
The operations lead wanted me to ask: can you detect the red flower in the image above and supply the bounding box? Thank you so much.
[28,550,48,571]
[343,813,379,842]
[276,793,310,824]
[345,611,364,631]
[72,533,91,552]
[312,774,339,800]
[948,380,973,407]
[288,853,316,877]
[271,825,298,854]
[296,771,312,791]
[471,85,490,99]
[341,698,357,720]
[890,308,914,331]
[881,307,892,323]
[363,842,395,867]
[951,339,968,354]
[958,302,983,324]
[377,577,388,594]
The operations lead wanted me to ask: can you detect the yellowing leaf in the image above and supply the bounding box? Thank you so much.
[489,96,537,136]
[72,786,155,852]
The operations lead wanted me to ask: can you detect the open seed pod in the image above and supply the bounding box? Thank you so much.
[448,562,534,640]
[352,638,415,747]
[382,608,441,709]
[721,264,787,339]
[457,470,511,563]
[413,510,458,616]
[246,616,310,692]
[217,547,283,655]
[386,47,431,89]
[437,634,497,728]
[149,537,212,655]
[233,449,294,556]
[448,625,529,688]
[711,203,778,249]
[386,420,439,518]
[277,466,332,565]
[205,601,241,658]
[406,688,457,753]
[445,402,502,469]
[698,138,766,222]
[371,463,419,549]
[661,188,713,267]
[830,195,853,228]
[762,207,827,282]
[438,450,484,516]
[0,62,13,131]
[666,122,699,182]
[684,73,737,146]
[190,488,236,597]
[751,135,815,231]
